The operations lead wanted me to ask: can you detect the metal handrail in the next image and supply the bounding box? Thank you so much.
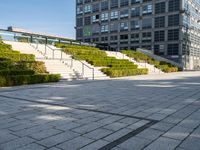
[112,51,162,74]
[45,44,64,59]
[44,43,95,80]
[137,48,183,68]
[0,28,97,47]
[24,40,95,80]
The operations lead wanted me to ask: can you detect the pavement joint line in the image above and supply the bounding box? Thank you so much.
[0,94,159,149]
[139,99,200,150]
[98,121,157,150]
[0,94,158,123]
[173,115,200,149]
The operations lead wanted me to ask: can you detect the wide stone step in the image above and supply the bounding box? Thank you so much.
[106,51,164,75]
[4,41,110,80]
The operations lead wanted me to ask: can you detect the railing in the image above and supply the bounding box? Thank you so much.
[137,48,183,68]
[30,40,95,80]
[45,45,64,60]
[0,29,97,47]
[108,51,162,74]
[0,30,96,79]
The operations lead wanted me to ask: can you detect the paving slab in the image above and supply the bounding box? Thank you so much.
[37,131,79,148]
[163,126,193,140]
[0,72,200,150]
[0,129,18,145]
[118,136,151,150]
[83,128,113,140]
[179,136,200,150]
[80,140,109,150]
[143,137,181,150]
[57,136,94,150]
[0,137,35,150]
[150,122,174,132]
[15,143,46,150]
[136,128,164,141]
[28,128,62,141]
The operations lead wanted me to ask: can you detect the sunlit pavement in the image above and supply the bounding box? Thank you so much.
[0,71,200,150]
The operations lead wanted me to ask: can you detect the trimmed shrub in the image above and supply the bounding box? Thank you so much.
[0,40,61,86]
[19,54,35,61]
[56,43,148,78]
[0,42,12,52]
[0,74,61,87]
[158,65,178,73]
[102,68,148,78]
[85,58,138,68]
[16,61,47,73]
[0,58,10,61]
[121,50,149,63]
[0,61,14,70]
[0,61,47,73]
[0,52,35,61]
[121,50,179,73]
[56,43,100,52]
[0,76,6,87]
[0,70,35,76]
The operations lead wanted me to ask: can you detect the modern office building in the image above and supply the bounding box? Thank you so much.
[76,0,200,69]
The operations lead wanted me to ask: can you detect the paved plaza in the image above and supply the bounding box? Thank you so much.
[0,71,200,150]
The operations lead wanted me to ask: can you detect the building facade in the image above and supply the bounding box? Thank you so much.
[76,0,200,69]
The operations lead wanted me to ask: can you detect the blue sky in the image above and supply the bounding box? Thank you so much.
[0,0,76,39]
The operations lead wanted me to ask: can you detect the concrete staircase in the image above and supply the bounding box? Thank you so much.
[37,43,109,80]
[4,41,109,80]
[105,51,164,74]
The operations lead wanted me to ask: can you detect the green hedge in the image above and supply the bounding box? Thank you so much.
[0,61,13,70]
[0,40,61,86]
[121,50,179,73]
[101,68,148,78]
[56,45,138,68]
[0,42,12,51]
[0,74,61,87]
[16,61,47,73]
[87,58,138,68]
[157,65,178,73]
[20,54,35,61]
[0,61,47,73]
[0,52,35,61]
[56,44,107,59]
[0,58,10,61]
[56,43,100,52]
[0,49,20,53]
[0,70,35,76]
[0,76,6,86]
[121,50,149,63]
[56,44,148,78]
